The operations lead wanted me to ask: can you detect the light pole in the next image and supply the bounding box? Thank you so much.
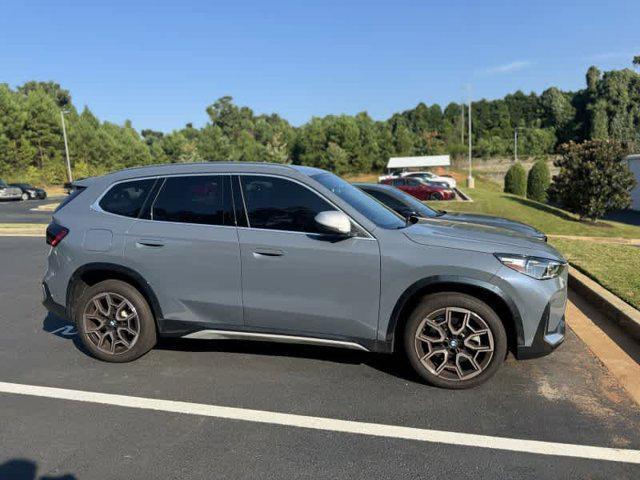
[514,127,528,162]
[467,95,474,188]
[60,110,72,183]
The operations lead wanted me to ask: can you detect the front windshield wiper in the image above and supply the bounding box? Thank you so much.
[435,210,446,217]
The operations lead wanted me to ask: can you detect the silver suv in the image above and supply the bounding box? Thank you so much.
[43,163,567,388]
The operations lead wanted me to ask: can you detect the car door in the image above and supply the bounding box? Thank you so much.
[123,174,243,328]
[235,174,381,342]
[405,178,427,199]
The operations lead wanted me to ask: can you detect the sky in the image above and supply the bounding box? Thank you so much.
[1,0,639,132]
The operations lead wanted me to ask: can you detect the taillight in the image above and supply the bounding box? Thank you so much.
[46,223,69,247]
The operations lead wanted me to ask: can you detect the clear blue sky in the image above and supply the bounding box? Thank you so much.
[2,0,638,132]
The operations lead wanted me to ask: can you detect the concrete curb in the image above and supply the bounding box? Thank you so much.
[568,266,640,341]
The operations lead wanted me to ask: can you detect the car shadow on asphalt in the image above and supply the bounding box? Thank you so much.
[0,458,76,480]
[41,313,91,357]
[40,313,424,384]
[156,337,424,384]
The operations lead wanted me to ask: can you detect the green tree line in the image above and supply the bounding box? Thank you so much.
[1,63,639,184]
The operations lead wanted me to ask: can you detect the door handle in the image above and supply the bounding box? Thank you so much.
[253,248,284,257]
[136,239,165,248]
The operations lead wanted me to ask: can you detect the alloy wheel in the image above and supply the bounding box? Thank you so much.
[82,292,140,355]
[414,307,494,381]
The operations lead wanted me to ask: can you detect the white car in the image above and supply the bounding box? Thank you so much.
[0,179,22,201]
[401,171,457,189]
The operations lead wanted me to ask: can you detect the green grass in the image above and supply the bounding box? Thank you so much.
[428,176,640,239]
[551,239,640,310]
[426,175,640,310]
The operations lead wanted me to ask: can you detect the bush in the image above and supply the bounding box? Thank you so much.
[548,140,636,221]
[526,160,551,202]
[504,162,527,196]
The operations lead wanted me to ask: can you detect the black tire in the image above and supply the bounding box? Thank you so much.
[75,279,157,362]
[403,292,507,389]
[429,192,443,201]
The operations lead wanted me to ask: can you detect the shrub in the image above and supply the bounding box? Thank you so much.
[526,160,551,202]
[548,140,636,221]
[504,162,527,196]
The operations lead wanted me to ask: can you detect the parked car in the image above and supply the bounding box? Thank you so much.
[355,183,547,241]
[9,183,47,201]
[401,171,457,189]
[42,162,567,389]
[380,177,455,201]
[0,179,23,201]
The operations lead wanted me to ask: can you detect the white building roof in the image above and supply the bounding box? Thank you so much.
[387,155,450,169]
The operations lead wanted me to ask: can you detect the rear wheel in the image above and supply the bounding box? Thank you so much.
[21,192,29,201]
[75,280,157,362]
[429,192,443,201]
[403,292,507,389]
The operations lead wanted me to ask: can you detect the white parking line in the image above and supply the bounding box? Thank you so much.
[1,381,639,464]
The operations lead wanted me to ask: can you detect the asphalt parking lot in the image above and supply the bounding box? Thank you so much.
[0,196,63,224]
[0,213,639,477]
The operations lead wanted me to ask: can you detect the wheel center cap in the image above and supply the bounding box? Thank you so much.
[109,320,117,328]
[449,339,459,349]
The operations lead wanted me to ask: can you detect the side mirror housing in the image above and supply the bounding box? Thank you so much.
[314,211,352,236]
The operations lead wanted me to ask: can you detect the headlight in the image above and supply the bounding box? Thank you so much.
[495,253,565,280]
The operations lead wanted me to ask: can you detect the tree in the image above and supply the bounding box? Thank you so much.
[548,140,636,221]
[526,160,551,202]
[633,55,640,68]
[504,163,526,196]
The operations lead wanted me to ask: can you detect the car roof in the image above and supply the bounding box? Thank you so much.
[75,162,330,187]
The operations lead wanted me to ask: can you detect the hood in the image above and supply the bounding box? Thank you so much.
[404,218,564,260]
[441,212,546,240]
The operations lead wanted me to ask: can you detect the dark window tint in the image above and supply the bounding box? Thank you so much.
[100,180,154,218]
[152,175,232,226]
[368,190,408,212]
[406,178,421,186]
[392,179,405,186]
[240,175,334,233]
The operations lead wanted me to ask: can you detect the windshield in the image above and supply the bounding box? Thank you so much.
[311,173,406,229]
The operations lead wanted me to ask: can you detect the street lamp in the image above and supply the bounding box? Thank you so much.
[467,95,474,188]
[513,127,530,163]
[60,110,72,183]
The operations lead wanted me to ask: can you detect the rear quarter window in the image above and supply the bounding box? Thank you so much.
[99,179,155,218]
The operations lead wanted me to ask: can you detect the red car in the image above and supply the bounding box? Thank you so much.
[381,177,455,201]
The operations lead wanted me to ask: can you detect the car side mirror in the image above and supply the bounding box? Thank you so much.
[314,211,352,236]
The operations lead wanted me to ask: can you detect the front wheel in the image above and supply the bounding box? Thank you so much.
[75,279,157,362]
[21,192,29,201]
[403,292,507,389]
[429,192,443,201]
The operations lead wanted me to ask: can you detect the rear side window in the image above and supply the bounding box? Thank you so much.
[100,179,155,218]
[55,186,87,213]
[151,175,233,226]
[240,175,335,233]
[367,190,407,211]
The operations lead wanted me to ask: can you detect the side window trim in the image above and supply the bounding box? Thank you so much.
[230,175,249,228]
[236,173,372,238]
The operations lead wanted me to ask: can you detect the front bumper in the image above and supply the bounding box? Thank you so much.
[517,305,565,359]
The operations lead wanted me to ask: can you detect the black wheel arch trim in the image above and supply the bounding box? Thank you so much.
[384,275,525,352]
[66,263,164,324]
